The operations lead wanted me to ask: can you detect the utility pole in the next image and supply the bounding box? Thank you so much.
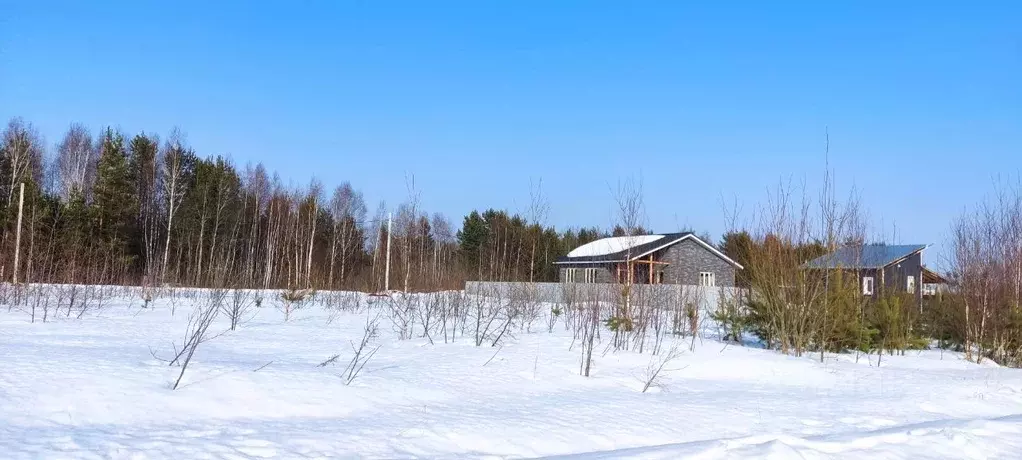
[13,182,24,287]
[384,212,392,292]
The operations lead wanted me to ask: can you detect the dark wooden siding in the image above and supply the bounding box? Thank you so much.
[856,251,923,306]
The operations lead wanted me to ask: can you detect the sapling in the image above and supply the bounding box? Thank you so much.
[279,287,312,321]
[171,289,226,390]
[639,345,685,393]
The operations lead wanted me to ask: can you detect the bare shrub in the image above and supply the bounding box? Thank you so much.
[471,287,519,347]
[646,285,674,355]
[343,314,381,385]
[24,285,55,323]
[318,291,364,314]
[418,292,443,344]
[438,291,466,343]
[684,295,702,352]
[168,292,181,316]
[326,292,366,325]
[1,283,15,310]
[338,292,364,312]
[78,285,108,319]
[385,292,418,340]
[629,286,651,353]
[47,284,105,319]
[513,283,544,333]
[639,345,684,393]
[319,313,382,385]
[223,288,255,331]
[561,282,580,334]
[672,286,706,351]
[153,289,227,390]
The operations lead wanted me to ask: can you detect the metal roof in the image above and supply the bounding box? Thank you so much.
[803,244,928,270]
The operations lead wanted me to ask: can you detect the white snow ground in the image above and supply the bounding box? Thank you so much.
[3,291,1022,459]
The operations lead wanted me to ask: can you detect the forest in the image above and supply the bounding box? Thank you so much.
[0,118,623,291]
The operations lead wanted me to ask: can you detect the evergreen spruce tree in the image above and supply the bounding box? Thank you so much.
[93,128,138,281]
[93,128,137,244]
[456,210,488,269]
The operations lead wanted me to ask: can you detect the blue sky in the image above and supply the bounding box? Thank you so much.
[2,1,1019,260]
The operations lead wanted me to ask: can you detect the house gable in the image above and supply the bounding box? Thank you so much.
[556,233,739,286]
[555,233,742,269]
[659,238,737,286]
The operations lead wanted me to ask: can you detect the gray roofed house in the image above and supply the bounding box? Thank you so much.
[803,244,928,270]
[555,232,743,286]
[803,243,948,301]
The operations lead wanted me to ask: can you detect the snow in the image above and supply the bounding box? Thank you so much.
[3,290,1022,459]
[567,235,664,258]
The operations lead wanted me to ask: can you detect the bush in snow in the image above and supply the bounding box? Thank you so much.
[547,305,563,333]
[147,289,227,390]
[320,313,381,386]
[222,288,256,331]
[384,293,418,340]
[279,287,312,321]
[638,345,684,393]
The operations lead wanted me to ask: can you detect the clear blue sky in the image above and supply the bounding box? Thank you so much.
[2,1,1019,259]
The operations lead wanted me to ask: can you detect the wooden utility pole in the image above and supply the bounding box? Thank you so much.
[13,182,24,286]
[384,212,392,292]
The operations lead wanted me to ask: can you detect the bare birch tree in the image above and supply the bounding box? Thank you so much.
[160,129,191,284]
[611,177,645,351]
[55,123,96,201]
[1,118,44,207]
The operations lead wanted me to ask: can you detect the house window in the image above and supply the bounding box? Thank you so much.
[584,268,598,284]
[907,275,916,293]
[564,268,577,283]
[923,283,937,296]
[862,276,874,296]
[698,272,715,287]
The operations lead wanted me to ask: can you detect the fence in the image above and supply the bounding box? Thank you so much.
[464,281,743,314]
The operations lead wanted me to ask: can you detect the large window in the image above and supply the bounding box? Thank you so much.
[698,272,715,287]
[907,275,916,293]
[862,276,874,296]
[565,268,599,283]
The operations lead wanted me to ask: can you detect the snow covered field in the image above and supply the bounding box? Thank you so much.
[3,289,1022,459]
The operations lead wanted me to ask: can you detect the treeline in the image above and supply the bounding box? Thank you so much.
[0,118,632,291]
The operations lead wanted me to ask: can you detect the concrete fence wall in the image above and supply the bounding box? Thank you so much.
[464,281,745,314]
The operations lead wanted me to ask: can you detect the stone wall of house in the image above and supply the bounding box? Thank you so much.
[660,239,737,287]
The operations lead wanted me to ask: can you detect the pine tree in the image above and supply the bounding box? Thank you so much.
[93,128,138,282]
[94,128,136,243]
[457,210,489,277]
